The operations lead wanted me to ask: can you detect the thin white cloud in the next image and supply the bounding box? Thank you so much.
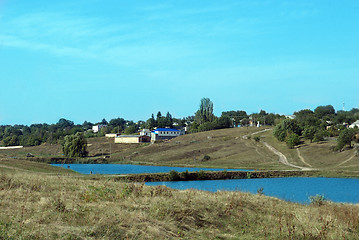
[0,1,320,70]
[0,8,220,69]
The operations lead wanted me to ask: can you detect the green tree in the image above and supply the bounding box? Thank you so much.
[314,105,335,119]
[294,109,320,128]
[82,121,93,130]
[145,117,156,130]
[109,118,126,129]
[100,118,108,125]
[302,126,317,142]
[336,128,357,150]
[286,133,301,149]
[334,110,355,125]
[165,112,173,128]
[189,121,199,133]
[3,135,20,146]
[221,110,248,126]
[57,118,74,129]
[195,98,215,124]
[157,117,167,128]
[214,116,231,129]
[156,111,162,120]
[313,130,326,143]
[273,119,301,142]
[62,133,88,157]
[198,122,215,132]
[111,126,123,134]
[124,125,137,135]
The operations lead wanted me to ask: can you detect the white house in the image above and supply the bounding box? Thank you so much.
[139,129,151,137]
[349,120,359,128]
[151,128,184,142]
[92,124,106,133]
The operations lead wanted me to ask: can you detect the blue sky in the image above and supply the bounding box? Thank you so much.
[0,0,358,125]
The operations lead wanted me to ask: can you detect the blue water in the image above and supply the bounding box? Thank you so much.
[51,163,251,175]
[146,177,359,204]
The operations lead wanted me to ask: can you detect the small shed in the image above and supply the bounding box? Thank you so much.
[115,135,151,144]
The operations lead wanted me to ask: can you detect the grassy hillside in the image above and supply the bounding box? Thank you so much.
[110,127,359,172]
[1,169,359,239]
[1,126,358,172]
[112,127,285,169]
[0,158,78,175]
[0,137,138,159]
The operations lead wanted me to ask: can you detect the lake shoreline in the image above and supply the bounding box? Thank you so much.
[112,170,345,182]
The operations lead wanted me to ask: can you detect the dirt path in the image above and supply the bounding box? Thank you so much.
[242,128,272,139]
[262,142,314,171]
[296,148,313,167]
[336,153,356,167]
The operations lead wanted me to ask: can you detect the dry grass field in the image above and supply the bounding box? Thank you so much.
[1,169,359,239]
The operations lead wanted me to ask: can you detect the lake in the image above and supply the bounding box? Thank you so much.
[51,163,251,174]
[146,177,359,204]
[52,164,359,204]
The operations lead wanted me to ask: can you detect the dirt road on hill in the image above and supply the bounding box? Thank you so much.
[262,142,314,171]
[296,148,313,167]
[242,128,272,139]
[336,153,356,167]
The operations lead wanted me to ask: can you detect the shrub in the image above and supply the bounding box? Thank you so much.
[309,194,327,206]
[181,170,190,180]
[253,136,260,142]
[53,198,67,212]
[169,170,181,181]
[197,170,207,180]
[202,155,211,161]
[257,187,264,195]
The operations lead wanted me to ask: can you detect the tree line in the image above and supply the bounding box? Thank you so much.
[273,105,359,149]
[189,98,283,133]
[1,99,359,155]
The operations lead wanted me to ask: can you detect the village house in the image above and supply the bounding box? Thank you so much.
[114,135,151,144]
[92,124,106,133]
[139,129,151,137]
[151,128,184,142]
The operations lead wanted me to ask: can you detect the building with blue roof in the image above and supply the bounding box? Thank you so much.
[151,128,184,142]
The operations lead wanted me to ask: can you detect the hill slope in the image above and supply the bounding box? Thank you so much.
[110,127,359,172]
[1,127,358,172]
